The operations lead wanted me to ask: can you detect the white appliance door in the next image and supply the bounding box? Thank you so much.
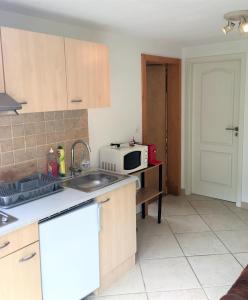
[192,60,241,202]
[39,202,99,300]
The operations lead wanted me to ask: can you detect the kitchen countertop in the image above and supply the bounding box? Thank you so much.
[0,175,136,237]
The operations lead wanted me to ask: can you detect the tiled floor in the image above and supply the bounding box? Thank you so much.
[87,194,248,300]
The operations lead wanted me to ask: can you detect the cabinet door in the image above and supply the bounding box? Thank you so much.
[1,27,68,113]
[0,31,4,92]
[0,242,42,300]
[97,183,136,277]
[65,38,110,109]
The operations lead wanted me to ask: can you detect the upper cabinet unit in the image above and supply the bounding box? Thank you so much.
[1,27,68,113]
[0,27,110,113]
[65,38,110,109]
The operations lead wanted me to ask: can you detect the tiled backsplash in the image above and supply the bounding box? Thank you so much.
[0,110,88,181]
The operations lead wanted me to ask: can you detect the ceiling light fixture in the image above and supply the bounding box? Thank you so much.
[222,21,235,35]
[222,10,248,35]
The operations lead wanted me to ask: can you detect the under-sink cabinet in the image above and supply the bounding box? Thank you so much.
[96,182,137,291]
[0,26,110,112]
[0,223,42,300]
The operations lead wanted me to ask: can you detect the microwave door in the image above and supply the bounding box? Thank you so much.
[124,151,141,170]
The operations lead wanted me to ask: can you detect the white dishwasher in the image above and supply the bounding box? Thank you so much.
[39,200,100,300]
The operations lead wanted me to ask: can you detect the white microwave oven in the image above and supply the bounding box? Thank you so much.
[100,143,148,174]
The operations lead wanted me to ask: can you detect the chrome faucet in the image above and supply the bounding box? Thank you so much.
[70,139,91,176]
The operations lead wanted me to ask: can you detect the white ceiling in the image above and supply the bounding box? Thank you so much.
[0,0,248,46]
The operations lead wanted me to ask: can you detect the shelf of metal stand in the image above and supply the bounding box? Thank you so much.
[131,162,164,223]
[136,188,163,206]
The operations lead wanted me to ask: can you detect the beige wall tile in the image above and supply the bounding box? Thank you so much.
[23,112,44,123]
[12,124,25,137]
[1,139,13,152]
[13,137,25,150]
[45,120,56,133]
[35,122,46,134]
[2,152,14,166]
[54,119,64,132]
[54,111,63,120]
[11,114,24,125]
[46,133,56,144]
[0,110,88,181]
[24,123,36,136]
[0,126,12,140]
[0,116,11,126]
[36,145,50,158]
[36,134,47,146]
[44,111,55,120]
[14,147,37,164]
[25,135,37,147]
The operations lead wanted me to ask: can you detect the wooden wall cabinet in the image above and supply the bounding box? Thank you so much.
[96,182,136,291]
[0,224,42,300]
[0,26,111,113]
[1,27,68,113]
[65,38,110,109]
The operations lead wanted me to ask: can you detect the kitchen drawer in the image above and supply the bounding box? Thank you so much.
[0,223,39,259]
[0,241,42,300]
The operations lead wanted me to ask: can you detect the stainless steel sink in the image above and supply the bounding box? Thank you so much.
[63,170,128,192]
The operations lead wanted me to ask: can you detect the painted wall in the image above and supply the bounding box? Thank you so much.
[0,9,182,168]
[182,39,248,203]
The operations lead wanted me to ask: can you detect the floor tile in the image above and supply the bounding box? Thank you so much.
[87,293,147,300]
[188,194,218,201]
[204,286,231,300]
[137,216,172,237]
[99,264,145,296]
[188,254,242,287]
[138,232,183,259]
[175,231,228,256]
[215,230,248,253]
[233,252,248,267]
[201,214,248,231]
[166,215,210,233]
[189,200,231,215]
[234,210,248,224]
[163,198,196,216]
[147,289,207,300]
[140,257,200,292]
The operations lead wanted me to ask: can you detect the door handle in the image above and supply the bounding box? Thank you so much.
[71,99,83,103]
[0,241,10,249]
[225,126,239,132]
[19,252,36,263]
[100,198,110,204]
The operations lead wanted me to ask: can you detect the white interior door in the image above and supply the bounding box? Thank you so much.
[192,60,241,202]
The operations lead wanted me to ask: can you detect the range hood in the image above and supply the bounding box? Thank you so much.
[0,93,22,114]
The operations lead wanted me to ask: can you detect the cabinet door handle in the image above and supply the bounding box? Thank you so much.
[19,101,28,105]
[0,241,10,249]
[100,198,110,204]
[19,252,36,263]
[71,99,83,103]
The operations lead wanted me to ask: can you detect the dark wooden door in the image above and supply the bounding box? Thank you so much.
[145,64,167,191]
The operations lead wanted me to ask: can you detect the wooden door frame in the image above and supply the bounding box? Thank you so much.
[185,54,246,206]
[141,54,181,195]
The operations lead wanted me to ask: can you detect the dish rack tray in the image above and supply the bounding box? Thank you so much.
[0,173,63,208]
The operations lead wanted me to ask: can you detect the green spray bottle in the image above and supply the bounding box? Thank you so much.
[57,145,66,177]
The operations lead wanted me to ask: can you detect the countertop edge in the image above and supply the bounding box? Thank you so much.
[0,176,137,237]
